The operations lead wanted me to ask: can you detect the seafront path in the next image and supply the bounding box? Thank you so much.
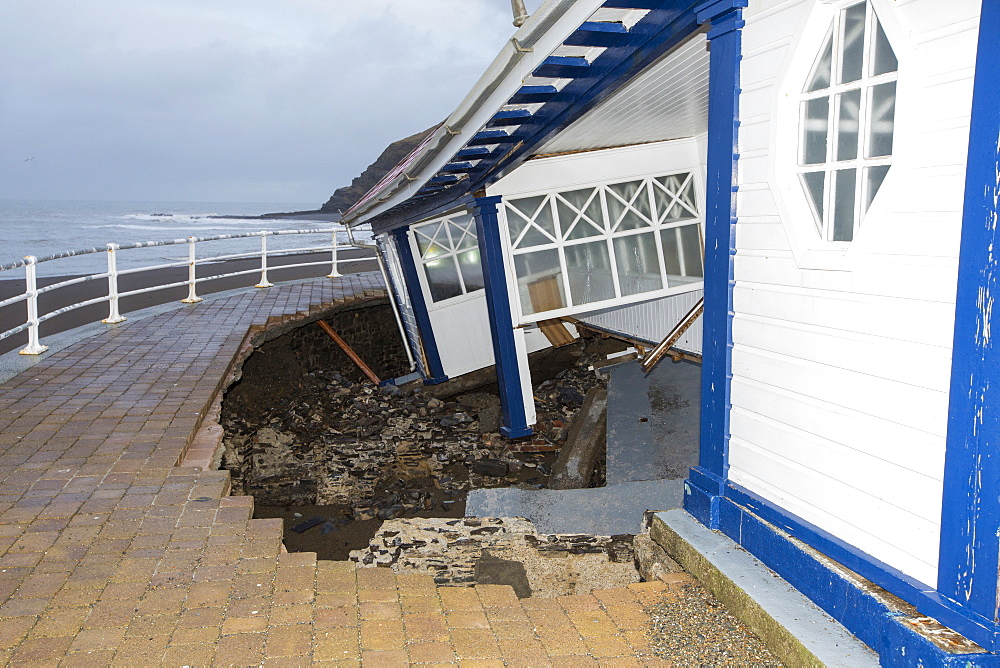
[0,272,676,666]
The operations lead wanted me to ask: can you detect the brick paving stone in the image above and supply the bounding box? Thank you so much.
[449,628,501,660]
[0,275,680,665]
[407,640,457,663]
[361,649,410,667]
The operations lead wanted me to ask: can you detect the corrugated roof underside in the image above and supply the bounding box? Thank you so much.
[535,32,709,156]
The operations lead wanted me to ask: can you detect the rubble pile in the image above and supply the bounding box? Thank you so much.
[351,517,639,596]
[220,336,614,528]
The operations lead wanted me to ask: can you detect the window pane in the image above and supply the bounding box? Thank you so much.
[607,180,651,231]
[839,3,866,84]
[566,241,615,305]
[867,82,896,158]
[832,168,857,241]
[533,197,558,239]
[865,165,890,212]
[677,178,698,212]
[801,97,830,165]
[662,227,703,285]
[451,216,477,250]
[514,250,565,315]
[507,196,556,248]
[805,30,833,92]
[871,18,897,76]
[679,225,704,279]
[457,249,485,293]
[614,233,663,297]
[414,221,449,259]
[424,258,463,302]
[560,188,595,210]
[836,89,861,161]
[505,205,532,249]
[800,171,826,226]
[557,190,603,241]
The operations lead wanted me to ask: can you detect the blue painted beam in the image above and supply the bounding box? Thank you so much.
[467,130,515,146]
[939,0,1000,626]
[440,162,479,174]
[365,1,703,234]
[489,109,533,127]
[719,486,1000,663]
[389,227,448,385]
[533,55,591,79]
[508,85,559,104]
[472,195,533,439]
[684,0,744,532]
[427,174,463,186]
[564,21,632,48]
[469,1,702,193]
[454,146,493,160]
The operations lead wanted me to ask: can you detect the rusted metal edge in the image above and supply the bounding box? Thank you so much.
[641,298,705,373]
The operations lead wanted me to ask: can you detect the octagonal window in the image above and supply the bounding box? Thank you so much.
[798,1,897,242]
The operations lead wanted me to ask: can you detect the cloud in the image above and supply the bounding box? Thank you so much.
[0,1,543,204]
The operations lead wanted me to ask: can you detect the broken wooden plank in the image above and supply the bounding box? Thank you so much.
[317,319,382,384]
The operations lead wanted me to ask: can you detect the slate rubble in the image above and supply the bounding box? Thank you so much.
[220,338,612,529]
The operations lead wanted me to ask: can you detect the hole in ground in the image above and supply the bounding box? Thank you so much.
[220,302,626,564]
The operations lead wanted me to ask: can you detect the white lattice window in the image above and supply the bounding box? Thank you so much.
[412,213,485,303]
[799,0,897,242]
[504,172,703,319]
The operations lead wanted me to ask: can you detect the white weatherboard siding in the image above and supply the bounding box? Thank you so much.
[577,289,703,354]
[425,293,551,379]
[729,0,979,587]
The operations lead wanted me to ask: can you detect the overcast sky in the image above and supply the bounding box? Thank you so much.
[0,1,545,206]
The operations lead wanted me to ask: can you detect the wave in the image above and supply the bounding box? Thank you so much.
[120,213,258,222]
[85,224,268,232]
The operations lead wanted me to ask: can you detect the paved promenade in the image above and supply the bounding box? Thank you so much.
[0,274,674,666]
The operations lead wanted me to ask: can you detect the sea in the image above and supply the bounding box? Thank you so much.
[0,199,370,279]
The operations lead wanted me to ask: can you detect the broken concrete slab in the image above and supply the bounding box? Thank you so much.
[605,359,700,484]
[550,387,607,489]
[467,478,684,535]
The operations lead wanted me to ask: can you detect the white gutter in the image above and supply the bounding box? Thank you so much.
[340,0,606,228]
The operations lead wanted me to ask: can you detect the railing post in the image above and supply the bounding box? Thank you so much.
[102,243,127,324]
[181,236,202,303]
[255,231,273,288]
[19,256,48,355]
[327,230,343,278]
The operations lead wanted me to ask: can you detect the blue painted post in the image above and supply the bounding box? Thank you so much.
[472,195,533,439]
[685,0,746,529]
[939,0,1000,623]
[389,227,448,385]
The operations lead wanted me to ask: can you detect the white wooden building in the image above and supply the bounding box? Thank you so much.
[343,0,1000,663]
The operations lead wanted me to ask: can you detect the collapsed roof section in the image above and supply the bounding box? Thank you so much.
[341,0,705,235]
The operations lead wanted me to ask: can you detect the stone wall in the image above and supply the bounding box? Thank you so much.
[289,303,410,384]
[351,517,639,597]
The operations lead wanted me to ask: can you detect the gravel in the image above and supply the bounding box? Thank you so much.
[646,581,784,666]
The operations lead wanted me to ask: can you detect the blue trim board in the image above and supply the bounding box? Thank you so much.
[718,485,1000,663]
[939,0,1000,624]
[471,196,532,439]
[691,0,744,515]
[388,227,448,385]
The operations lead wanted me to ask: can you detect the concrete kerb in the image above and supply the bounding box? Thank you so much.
[650,509,880,667]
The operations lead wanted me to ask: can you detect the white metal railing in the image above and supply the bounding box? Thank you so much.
[0,228,376,356]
